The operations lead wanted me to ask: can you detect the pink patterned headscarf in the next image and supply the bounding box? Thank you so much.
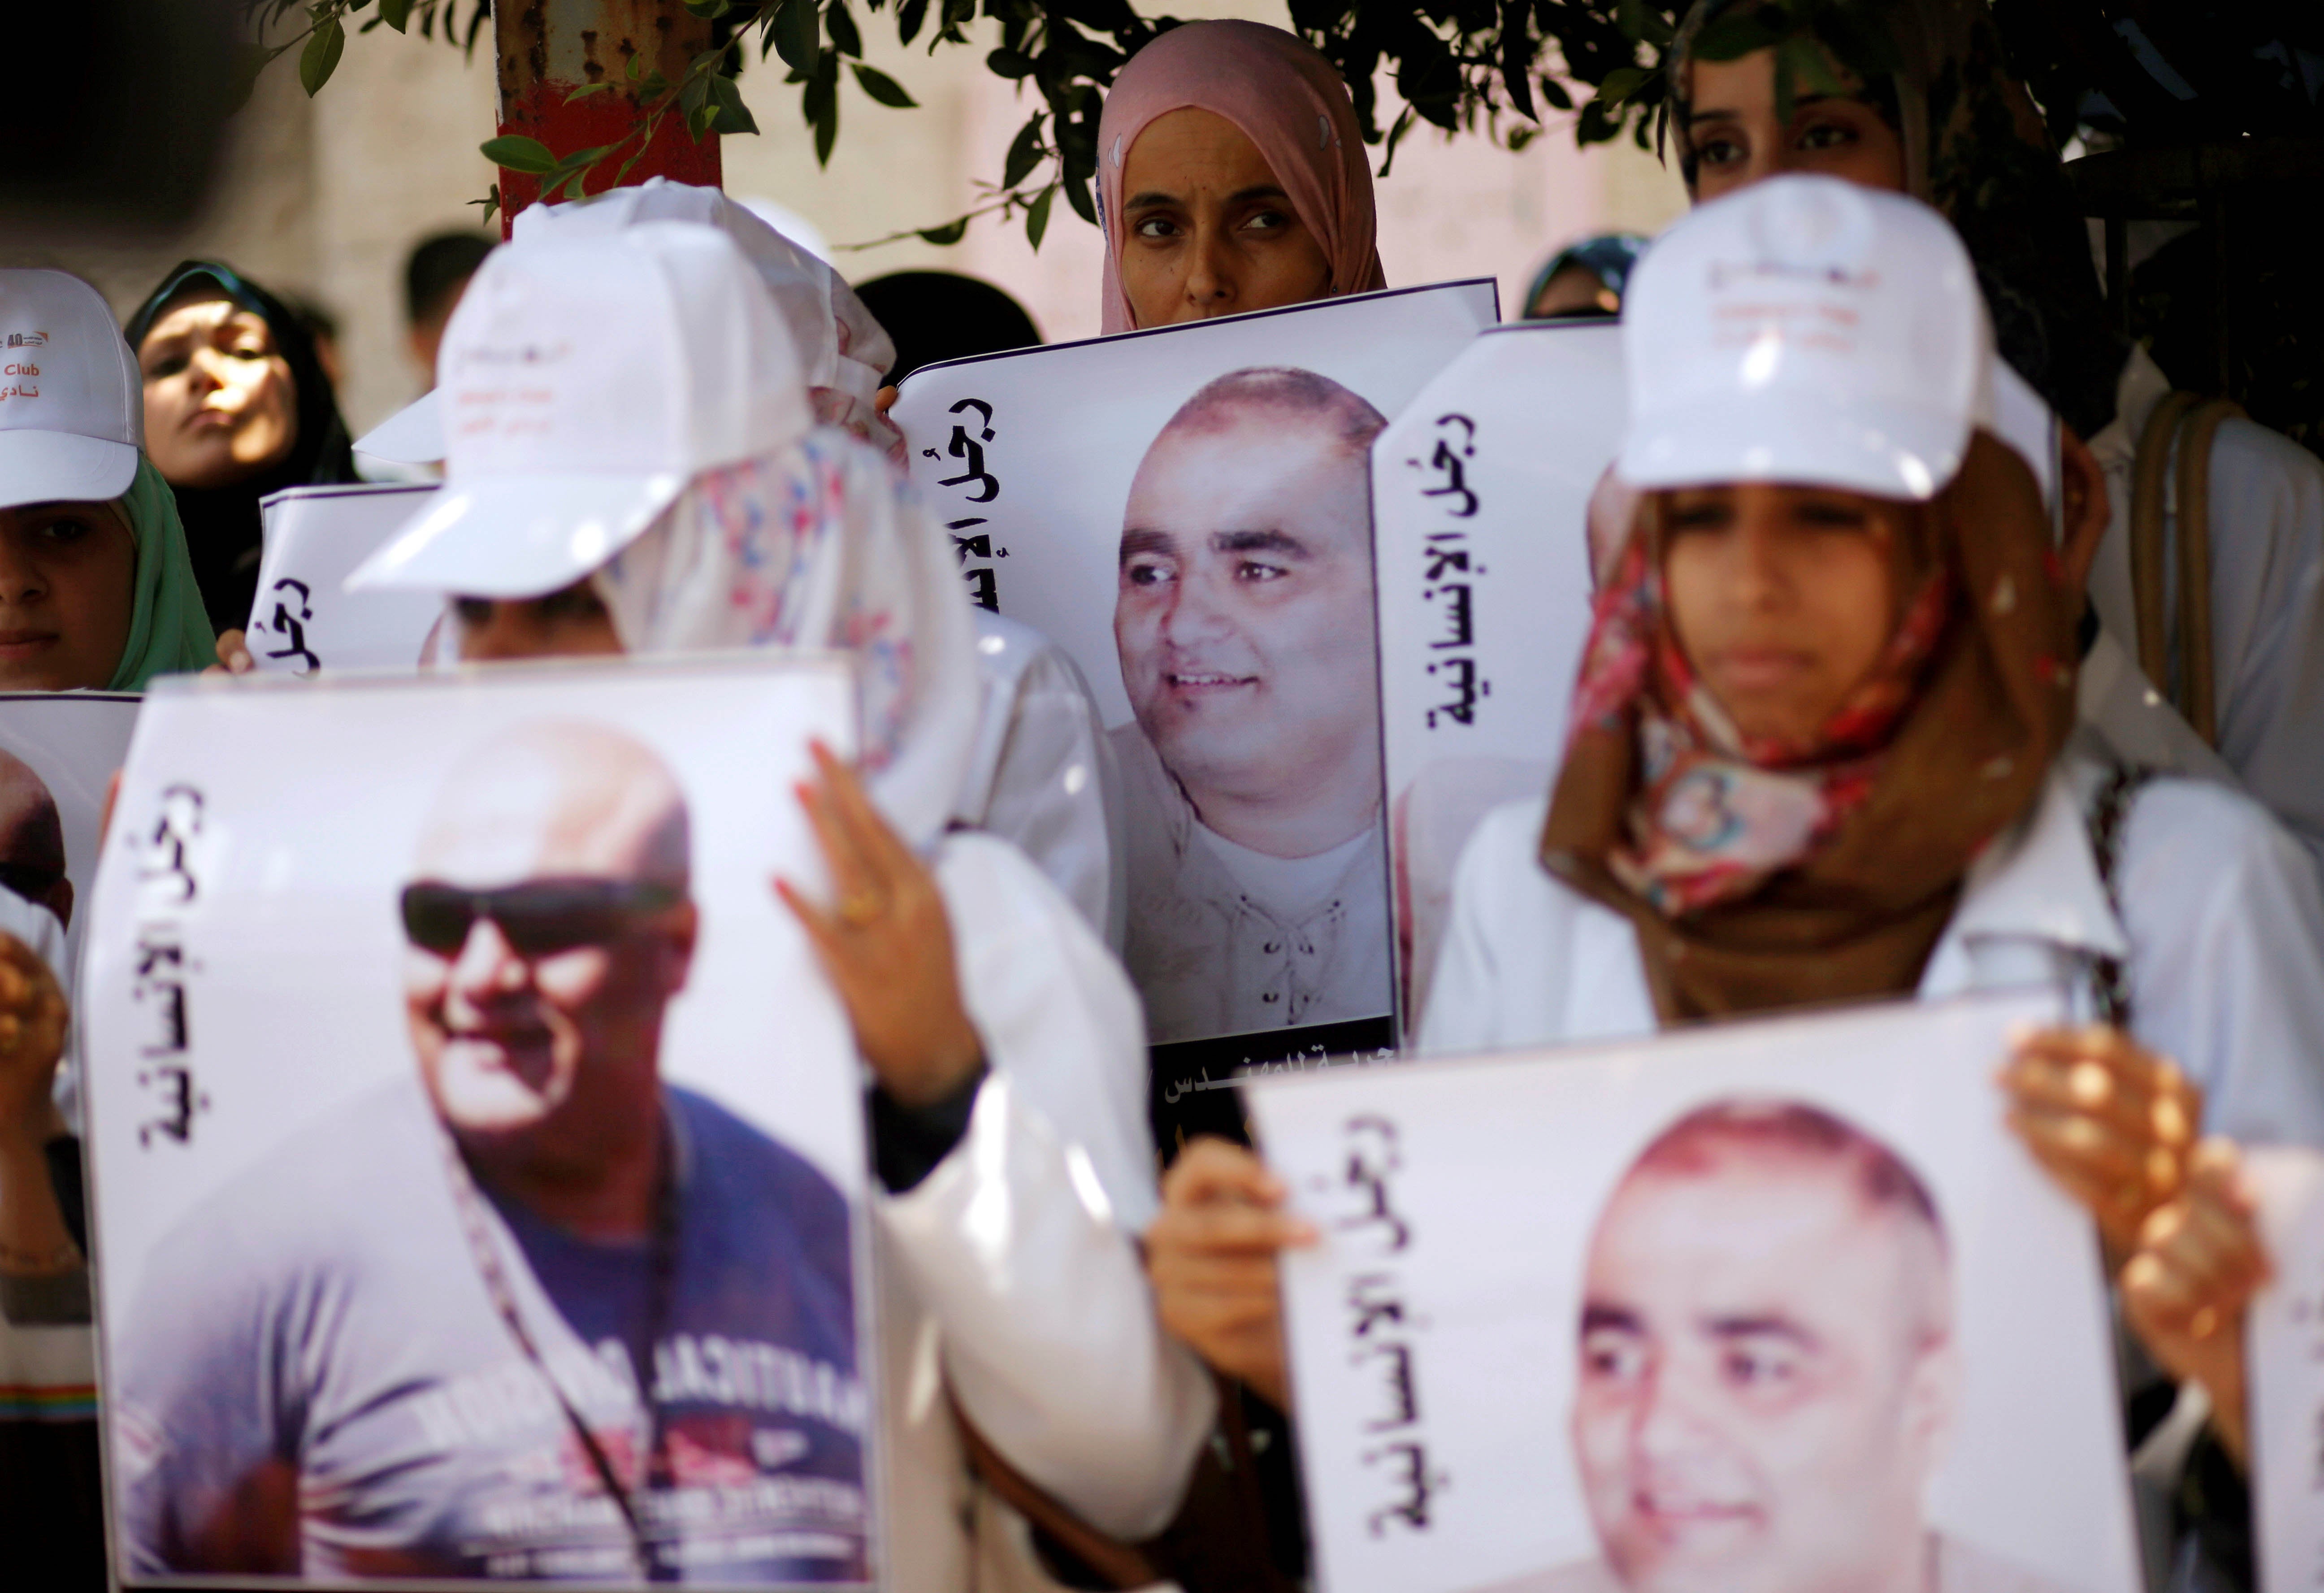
[1096,21,1386,334]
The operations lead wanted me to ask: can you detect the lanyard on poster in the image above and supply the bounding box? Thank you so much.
[438,1124,683,1580]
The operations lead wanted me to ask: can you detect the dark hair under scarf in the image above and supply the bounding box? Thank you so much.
[126,261,360,634]
[1669,0,2129,439]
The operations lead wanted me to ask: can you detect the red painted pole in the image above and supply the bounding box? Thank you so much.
[494,0,723,236]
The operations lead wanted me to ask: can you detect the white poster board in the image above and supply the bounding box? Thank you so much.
[251,485,449,674]
[894,282,1496,1136]
[2247,1145,2324,1593]
[85,657,878,1589]
[1246,989,2139,1593]
[1375,322,2067,1030]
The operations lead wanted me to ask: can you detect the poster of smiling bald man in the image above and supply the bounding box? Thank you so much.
[80,658,876,1590]
[893,282,1497,1133]
[1244,990,2140,1593]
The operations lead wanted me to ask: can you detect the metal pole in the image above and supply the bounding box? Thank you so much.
[494,0,722,236]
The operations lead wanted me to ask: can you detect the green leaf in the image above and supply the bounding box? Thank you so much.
[468,183,501,226]
[550,143,612,171]
[710,74,761,133]
[567,79,615,98]
[1691,8,1792,63]
[825,0,863,59]
[684,0,733,15]
[897,0,928,46]
[772,0,819,72]
[1376,104,1416,178]
[480,135,559,174]
[1063,173,1095,226]
[1596,65,1652,106]
[225,40,289,115]
[1024,183,1055,250]
[1615,0,1674,48]
[1001,113,1045,189]
[917,217,969,245]
[379,0,413,31]
[851,63,915,107]
[985,47,1036,79]
[299,14,346,96]
[1537,74,1574,112]
[627,49,646,81]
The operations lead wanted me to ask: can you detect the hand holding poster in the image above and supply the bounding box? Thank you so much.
[83,658,877,1589]
[893,282,1497,1142]
[1245,990,2140,1593]
[250,485,451,674]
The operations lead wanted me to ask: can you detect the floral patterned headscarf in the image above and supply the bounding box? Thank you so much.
[1540,433,2082,1022]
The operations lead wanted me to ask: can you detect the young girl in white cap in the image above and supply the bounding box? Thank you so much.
[1146,179,2316,1560]
[343,221,1212,1590]
[0,266,215,1588]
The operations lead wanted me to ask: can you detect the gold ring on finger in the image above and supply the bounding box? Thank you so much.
[837,890,886,929]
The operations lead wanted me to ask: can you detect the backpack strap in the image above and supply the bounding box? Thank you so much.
[2084,764,2154,1029]
[2127,392,2243,746]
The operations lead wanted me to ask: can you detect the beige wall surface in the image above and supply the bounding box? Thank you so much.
[7,13,1683,437]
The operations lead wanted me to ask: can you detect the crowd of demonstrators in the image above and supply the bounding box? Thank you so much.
[0,2,2314,1589]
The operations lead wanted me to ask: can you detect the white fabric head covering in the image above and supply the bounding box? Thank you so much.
[590,427,979,846]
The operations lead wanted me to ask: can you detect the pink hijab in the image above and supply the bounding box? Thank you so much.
[1096,20,1386,334]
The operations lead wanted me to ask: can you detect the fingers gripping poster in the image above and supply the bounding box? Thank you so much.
[1374,325,2066,1031]
[1245,990,2141,1593]
[82,658,880,1590]
[893,282,1497,1143]
[251,485,452,675]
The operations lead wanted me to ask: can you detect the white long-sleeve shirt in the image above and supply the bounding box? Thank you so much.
[1419,745,2324,1153]
[956,611,1127,953]
[880,833,1214,1591]
[2086,347,2324,870]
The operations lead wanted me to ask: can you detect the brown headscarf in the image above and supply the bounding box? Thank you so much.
[1540,432,2082,1024]
[1667,0,2127,438]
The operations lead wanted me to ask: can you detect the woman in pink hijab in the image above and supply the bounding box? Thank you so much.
[1097,20,1386,333]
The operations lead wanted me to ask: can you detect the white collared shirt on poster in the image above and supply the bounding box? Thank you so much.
[876,831,1214,1592]
[2085,346,2324,873]
[1418,736,2324,1155]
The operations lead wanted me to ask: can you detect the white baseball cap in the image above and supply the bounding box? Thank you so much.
[0,269,143,511]
[1617,175,1994,502]
[354,179,889,468]
[348,221,811,598]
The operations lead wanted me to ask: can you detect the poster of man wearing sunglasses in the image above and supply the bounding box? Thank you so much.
[83,660,876,1590]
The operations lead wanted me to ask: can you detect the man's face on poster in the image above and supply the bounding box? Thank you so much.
[1115,408,1379,805]
[402,737,695,1165]
[1569,1146,1955,1593]
[0,751,71,930]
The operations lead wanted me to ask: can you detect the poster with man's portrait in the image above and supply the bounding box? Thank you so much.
[82,657,879,1590]
[252,485,449,675]
[1374,326,2064,1032]
[1244,989,2140,1593]
[893,282,1497,1145]
[2244,1145,2324,1592]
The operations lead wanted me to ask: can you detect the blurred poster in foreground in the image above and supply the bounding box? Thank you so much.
[2247,1145,2324,1593]
[895,281,1496,1150]
[85,657,878,1589]
[1245,989,2139,1593]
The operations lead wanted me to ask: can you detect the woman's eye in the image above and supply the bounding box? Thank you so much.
[1132,215,1180,240]
[231,345,269,361]
[537,584,608,623]
[1694,132,1745,166]
[1240,209,1289,234]
[143,355,186,381]
[1796,119,1860,153]
[33,518,92,544]
[1665,502,1732,532]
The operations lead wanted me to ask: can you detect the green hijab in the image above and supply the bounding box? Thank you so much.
[106,455,217,690]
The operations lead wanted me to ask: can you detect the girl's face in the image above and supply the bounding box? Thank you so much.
[1118,108,1334,328]
[1661,482,1904,745]
[138,292,300,491]
[0,501,139,691]
[1686,46,1908,201]
[453,582,624,662]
